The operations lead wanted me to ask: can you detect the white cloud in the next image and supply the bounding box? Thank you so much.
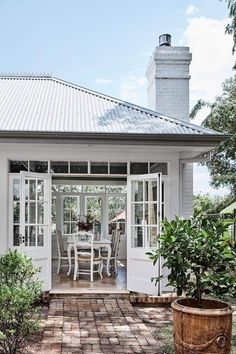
[95,78,112,84]
[185,5,199,16]
[183,16,234,124]
[118,74,146,105]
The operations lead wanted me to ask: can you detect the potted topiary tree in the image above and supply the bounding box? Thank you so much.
[147,215,236,354]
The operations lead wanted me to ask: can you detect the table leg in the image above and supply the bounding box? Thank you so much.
[106,244,111,277]
[67,244,72,276]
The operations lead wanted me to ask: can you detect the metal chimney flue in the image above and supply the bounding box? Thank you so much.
[159,34,171,47]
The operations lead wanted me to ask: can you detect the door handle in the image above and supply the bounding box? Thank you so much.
[19,234,25,245]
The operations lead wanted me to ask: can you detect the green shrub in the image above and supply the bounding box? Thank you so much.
[0,250,42,354]
[147,215,236,306]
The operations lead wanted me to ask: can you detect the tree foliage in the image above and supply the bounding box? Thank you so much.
[147,216,236,306]
[222,0,236,58]
[193,193,235,216]
[190,76,236,194]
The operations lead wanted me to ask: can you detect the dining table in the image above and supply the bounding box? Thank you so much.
[66,233,112,278]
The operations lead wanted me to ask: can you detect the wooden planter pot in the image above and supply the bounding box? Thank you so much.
[171,298,233,354]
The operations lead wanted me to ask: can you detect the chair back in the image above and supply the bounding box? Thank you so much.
[111,229,121,258]
[74,232,95,258]
[56,229,64,256]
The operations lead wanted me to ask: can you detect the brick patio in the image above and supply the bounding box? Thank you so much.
[32,297,172,354]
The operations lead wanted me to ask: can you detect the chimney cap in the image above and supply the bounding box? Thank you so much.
[159,34,171,47]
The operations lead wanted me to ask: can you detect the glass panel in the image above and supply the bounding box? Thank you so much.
[131,181,143,202]
[86,197,102,222]
[90,162,108,174]
[28,226,36,246]
[146,226,158,248]
[108,196,126,235]
[25,180,29,200]
[110,162,127,174]
[145,180,157,202]
[70,161,88,174]
[50,161,68,173]
[13,225,20,246]
[63,223,71,235]
[106,185,127,193]
[131,226,143,248]
[130,162,148,175]
[64,209,70,221]
[37,180,44,200]
[13,202,20,223]
[71,222,77,234]
[145,203,158,225]
[13,179,20,201]
[29,202,36,223]
[25,226,29,246]
[37,203,44,224]
[150,162,168,175]
[83,185,106,193]
[9,160,28,173]
[132,203,143,225]
[30,161,48,173]
[51,196,56,234]
[37,226,44,246]
[29,180,36,200]
[25,202,29,223]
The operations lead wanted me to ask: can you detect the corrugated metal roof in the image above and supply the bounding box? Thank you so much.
[0,75,221,135]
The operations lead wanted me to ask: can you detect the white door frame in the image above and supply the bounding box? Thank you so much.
[127,173,162,295]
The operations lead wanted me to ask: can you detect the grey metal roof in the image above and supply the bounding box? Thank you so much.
[0,74,222,136]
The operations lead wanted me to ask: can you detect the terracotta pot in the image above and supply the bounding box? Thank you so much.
[171,298,233,354]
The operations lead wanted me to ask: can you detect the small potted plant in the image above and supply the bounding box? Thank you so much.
[147,215,236,354]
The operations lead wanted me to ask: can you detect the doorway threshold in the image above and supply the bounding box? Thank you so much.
[50,288,129,295]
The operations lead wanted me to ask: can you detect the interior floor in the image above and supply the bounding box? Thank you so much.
[51,259,127,294]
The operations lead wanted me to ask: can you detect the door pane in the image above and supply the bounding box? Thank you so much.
[146,226,158,248]
[37,180,44,200]
[13,225,20,246]
[131,226,143,247]
[108,196,126,235]
[29,180,36,200]
[29,202,36,223]
[13,202,20,223]
[131,181,143,202]
[37,226,44,246]
[145,203,158,225]
[132,203,143,225]
[37,203,44,224]
[145,180,157,202]
[28,226,36,246]
[13,179,20,201]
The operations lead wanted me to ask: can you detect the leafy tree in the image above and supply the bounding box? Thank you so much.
[193,193,235,215]
[190,76,236,195]
[147,216,236,306]
[222,0,236,59]
[0,250,42,354]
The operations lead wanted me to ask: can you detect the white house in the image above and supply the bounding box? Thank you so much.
[0,34,228,295]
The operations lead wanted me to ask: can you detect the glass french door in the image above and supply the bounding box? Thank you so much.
[19,172,51,291]
[127,173,162,295]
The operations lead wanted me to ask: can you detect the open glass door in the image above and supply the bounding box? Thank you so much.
[20,172,51,291]
[127,173,162,295]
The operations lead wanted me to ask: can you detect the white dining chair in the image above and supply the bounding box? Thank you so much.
[101,229,121,275]
[73,233,103,282]
[56,229,71,274]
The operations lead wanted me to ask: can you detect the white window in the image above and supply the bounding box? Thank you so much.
[63,196,80,235]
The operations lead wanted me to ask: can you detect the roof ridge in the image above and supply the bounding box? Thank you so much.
[51,76,221,135]
[0,72,52,78]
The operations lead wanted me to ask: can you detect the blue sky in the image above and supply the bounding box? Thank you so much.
[0,0,233,196]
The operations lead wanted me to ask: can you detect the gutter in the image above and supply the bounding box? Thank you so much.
[0,131,230,146]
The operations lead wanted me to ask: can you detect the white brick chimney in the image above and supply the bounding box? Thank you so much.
[146,34,192,121]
